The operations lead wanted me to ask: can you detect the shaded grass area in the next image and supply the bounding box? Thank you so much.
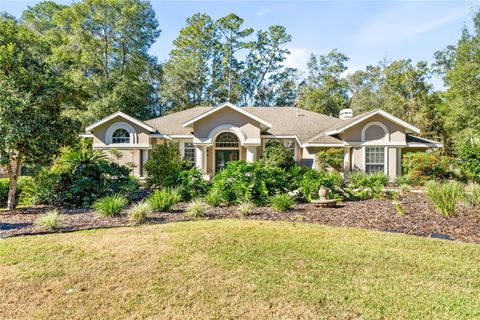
[1,220,479,319]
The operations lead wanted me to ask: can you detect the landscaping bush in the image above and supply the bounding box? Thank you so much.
[346,171,389,200]
[185,198,208,218]
[205,189,223,207]
[395,174,422,186]
[463,183,480,209]
[211,161,290,205]
[238,201,254,216]
[458,140,480,182]
[317,148,343,170]
[93,194,128,217]
[128,201,151,224]
[145,143,188,188]
[147,188,180,212]
[34,209,64,230]
[298,169,344,202]
[260,140,295,169]
[402,152,455,181]
[270,194,294,212]
[392,200,405,216]
[426,181,464,217]
[177,167,210,201]
[0,176,33,208]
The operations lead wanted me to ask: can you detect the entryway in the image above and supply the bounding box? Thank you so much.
[215,150,239,172]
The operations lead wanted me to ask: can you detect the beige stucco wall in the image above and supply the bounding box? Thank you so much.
[103,149,142,177]
[193,108,261,141]
[339,114,406,143]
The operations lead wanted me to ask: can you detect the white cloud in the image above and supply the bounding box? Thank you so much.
[354,4,471,45]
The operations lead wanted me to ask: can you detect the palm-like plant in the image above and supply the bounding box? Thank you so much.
[59,148,106,169]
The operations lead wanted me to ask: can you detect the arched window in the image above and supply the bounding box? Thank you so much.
[216,132,239,148]
[112,128,130,144]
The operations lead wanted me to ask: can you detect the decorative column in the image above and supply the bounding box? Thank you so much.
[343,147,351,177]
[195,145,206,173]
[246,146,257,163]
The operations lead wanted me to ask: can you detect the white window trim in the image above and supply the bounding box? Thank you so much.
[363,146,388,174]
[361,121,390,142]
[106,122,137,145]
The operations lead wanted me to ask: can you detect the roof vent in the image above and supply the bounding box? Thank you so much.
[339,109,353,120]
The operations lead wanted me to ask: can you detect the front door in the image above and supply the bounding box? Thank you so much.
[215,150,239,172]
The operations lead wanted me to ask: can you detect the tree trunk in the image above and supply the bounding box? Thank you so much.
[6,152,23,210]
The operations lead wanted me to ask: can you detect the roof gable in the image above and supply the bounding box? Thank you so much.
[182,102,272,129]
[325,109,420,135]
[85,111,158,133]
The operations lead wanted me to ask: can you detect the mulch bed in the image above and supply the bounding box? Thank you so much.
[1,193,479,244]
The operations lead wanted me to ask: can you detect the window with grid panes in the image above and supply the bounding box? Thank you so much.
[365,146,385,173]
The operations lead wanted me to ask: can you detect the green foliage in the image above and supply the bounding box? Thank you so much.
[128,201,151,224]
[458,141,480,182]
[270,194,294,212]
[93,194,128,217]
[260,140,295,169]
[147,188,181,212]
[298,169,344,202]
[238,201,255,216]
[177,167,210,201]
[211,161,290,205]
[0,177,33,208]
[463,183,480,209]
[426,181,464,217]
[185,198,208,218]
[399,184,410,197]
[317,148,343,170]
[402,152,455,181]
[347,171,389,200]
[204,189,223,207]
[34,209,64,230]
[145,143,185,188]
[392,200,405,216]
[18,170,61,206]
[395,174,422,186]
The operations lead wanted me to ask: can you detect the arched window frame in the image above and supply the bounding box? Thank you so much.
[361,121,390,142]
[215,132,240,148]
[106,122,137,145]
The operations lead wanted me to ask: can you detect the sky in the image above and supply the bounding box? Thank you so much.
[1,0,478,87]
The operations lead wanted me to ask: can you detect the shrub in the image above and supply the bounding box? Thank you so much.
[147,188,180,212]
[399,184,410,197]
[177,167,210,201]
[211,161,290,205]
[298,169,344,202]
[145,143,187,188]
[395,174,422,186]
[205,189,223,207]
[93,194,128,217]
[18,170,60,206]
[402,152,455,181]
[463,183,480,209]
[392,200,405,216]
[238,201,255,216]
[317,148,343,170]
[34,209,64,230]
[260,140,295,169]
[347,171,389,200]
[458,141,480,183]
[0,176,34,208]
[270,194,294,212]
[128,201,151,224]
[426,181,464,217]
[186,198,208,218]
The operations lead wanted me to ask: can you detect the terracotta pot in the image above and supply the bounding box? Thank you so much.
[318,186,328,199]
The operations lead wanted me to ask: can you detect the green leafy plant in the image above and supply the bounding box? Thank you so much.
[402,152,455,181]
[298,169,344,202]
[458,141,480,183]
[463,183,480,209]
[186,198,208,218]
[260,140,295,169]
[177,167,210,201]
[238,201,255,216]
[145,143,187,188]
[399,184,410,197]
[34,209,64,230]
[392,200,405,216]
[0,176,34,208]
[128,201,151,224]
[270,194,294,212]
[426,181,464,217]
[347,171,388,200]
[205,189,223,207]
[93,194,128,217]
[147,188,181,212]
[317,148,343,170]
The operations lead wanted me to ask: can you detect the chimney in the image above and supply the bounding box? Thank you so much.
[339,109,353,120]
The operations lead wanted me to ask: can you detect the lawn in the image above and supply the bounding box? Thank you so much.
[1,220,479,319]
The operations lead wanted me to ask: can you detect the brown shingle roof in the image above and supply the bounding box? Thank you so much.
[145,107,345,144]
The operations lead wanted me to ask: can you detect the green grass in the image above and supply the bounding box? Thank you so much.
[1,220,479,319]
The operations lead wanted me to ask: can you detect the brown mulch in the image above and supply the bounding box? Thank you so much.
[1,193,479,244]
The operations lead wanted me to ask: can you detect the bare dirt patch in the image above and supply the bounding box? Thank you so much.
[1,193,479,243]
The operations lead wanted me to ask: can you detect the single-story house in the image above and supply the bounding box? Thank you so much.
[83,102,442,179]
